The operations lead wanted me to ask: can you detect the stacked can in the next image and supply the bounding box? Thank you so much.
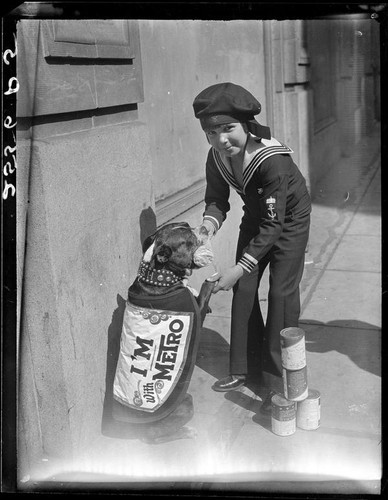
[296,389,321,430]
[271,394,296,436]
[280,327,308,402]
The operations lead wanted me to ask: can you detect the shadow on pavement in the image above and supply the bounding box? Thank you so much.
[195,325,263,382]
[224,390,272,432]
[195,327,273,431]
[302,319,381,377]
[196,320,381,381]
[195,327,230,380]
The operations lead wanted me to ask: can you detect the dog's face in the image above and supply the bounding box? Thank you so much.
[129,222,213,297]
[142,222,200,275]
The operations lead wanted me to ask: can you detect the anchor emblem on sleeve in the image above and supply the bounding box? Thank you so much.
[265,196,277,220]
[267,204,276,220]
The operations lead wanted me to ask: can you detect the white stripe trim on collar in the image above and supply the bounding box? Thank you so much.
[212,139,293,194]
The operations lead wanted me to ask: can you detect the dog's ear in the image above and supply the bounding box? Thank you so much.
[155,244,172,263]
[142,234,155,253]
[143,242,155,263]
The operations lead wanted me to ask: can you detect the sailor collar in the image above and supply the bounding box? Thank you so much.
[212,134,293,194]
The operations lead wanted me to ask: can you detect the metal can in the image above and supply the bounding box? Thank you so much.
[280,327,306,370]
[271,394,296,436]
[283,365,308,401]
[296,389,321,430]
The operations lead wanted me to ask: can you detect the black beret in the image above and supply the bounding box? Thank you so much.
[193,82,261,120]
[192,82,271,139]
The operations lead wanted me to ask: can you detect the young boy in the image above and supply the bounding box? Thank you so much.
[193,82,311,412]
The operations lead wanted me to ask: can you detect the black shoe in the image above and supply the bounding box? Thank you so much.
[212,375,246,392]
[260,390,277,414]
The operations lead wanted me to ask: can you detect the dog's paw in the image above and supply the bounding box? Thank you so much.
[186,285,199,297]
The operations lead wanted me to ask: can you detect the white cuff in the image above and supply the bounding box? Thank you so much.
[237,253,258,273]
[203,216,219,233]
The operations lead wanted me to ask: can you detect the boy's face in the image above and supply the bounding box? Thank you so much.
[204,122,248,157]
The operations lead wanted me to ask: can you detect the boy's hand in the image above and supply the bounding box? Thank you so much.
[212,265,244,293]
[195,220,215,243]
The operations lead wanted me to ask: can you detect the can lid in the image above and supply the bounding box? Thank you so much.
[271,394,295,407]
[307,389,320,399]
[280,327,305,346]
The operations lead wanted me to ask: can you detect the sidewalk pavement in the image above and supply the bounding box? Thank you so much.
[29,127,381,495]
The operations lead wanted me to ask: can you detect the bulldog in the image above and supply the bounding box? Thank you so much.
[112,222,216,444]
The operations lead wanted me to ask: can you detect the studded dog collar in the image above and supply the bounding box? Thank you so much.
[137,261,181,287]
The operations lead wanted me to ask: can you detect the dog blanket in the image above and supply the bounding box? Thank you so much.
[113,286,201,424]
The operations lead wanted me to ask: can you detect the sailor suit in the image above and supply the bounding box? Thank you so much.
[203,135,311,390]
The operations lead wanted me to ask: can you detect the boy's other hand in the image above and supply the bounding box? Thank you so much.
[213,265,244,293]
